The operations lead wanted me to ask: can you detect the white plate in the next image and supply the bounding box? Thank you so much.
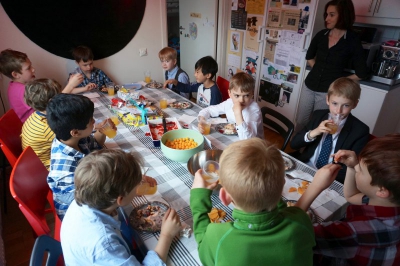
[169,101,192,110]
[145,81,163,89]
[282,155,295,171]
[215,123,237,135]
[121,83,142,91]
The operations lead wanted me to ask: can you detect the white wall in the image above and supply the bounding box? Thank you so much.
[0,1,168,116]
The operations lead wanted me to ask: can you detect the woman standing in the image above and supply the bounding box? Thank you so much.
[294,0,368,133]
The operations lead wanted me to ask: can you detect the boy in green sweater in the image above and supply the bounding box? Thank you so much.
[190,138,315,266]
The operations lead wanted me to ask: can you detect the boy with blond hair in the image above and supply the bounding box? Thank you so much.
[190,138,315,265]
[296,134,400,265]
[158,47,190,99]
[163,56,222,107]
[21,79,62,169]
[61,149,181,265]
[198,72,264,140]
[291,77,369,183]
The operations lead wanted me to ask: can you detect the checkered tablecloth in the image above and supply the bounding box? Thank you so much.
[86,88,348,266]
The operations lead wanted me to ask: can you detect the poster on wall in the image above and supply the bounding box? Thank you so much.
[267,9,282,28]
[263,40,277,62]
[231,0,247,29]
[226,65,240,80]
[246,0,266,15]
[245,15,263,52]
[298,6,310,33]
[226,29,243,69]
[242,50,259,78]
[259,80,293,107]
[281,9,301,31]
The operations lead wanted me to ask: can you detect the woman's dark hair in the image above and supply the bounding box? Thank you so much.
[324,0,355,30]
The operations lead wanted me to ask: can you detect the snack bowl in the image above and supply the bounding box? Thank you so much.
[187,150,223,176]
[161,129,204,162]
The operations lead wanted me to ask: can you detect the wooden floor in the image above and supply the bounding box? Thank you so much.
[0,127,295,266]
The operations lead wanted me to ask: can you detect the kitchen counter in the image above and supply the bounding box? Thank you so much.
[359,76,400,91]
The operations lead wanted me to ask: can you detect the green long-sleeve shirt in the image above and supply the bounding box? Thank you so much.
[190,188,315,266]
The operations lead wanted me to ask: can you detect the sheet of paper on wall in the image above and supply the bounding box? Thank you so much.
[244,15,262,52]
[227,54,241,69]
[264,40,277,62]
[279,30,303,48]
[266,28,281,42]
[267,9,282,28]
[274,44,290,67]
[246,0,266,15]
[226,65,238,80]
[281,9,301,31]
[261,61,288,85]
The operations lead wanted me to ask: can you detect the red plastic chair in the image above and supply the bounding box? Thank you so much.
[0,109,23,212]
[9,146,61,241]
[216,76,230,101]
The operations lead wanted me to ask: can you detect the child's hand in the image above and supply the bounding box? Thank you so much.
[96,118,116,134]
[142,175,157,187]
[68,73,83,88]
[85,83,97,91]
[232,100,244,116]
[160,208,181,239]
[192,169,219,190]
[163,79,177,88]
[312,119,333,136]
[333,150,358,168]
[311,163,341,191]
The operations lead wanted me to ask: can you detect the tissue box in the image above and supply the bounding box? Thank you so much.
[147,117,181,147]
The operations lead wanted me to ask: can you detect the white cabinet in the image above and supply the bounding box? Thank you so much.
[354,0,400,25]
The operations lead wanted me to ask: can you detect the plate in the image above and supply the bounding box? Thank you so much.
[129,201,169,232]
[282,155,295,171]
[121,83,142,91]
[215,123,237,135]
[145,81,163,89]
[169,101,192,110]
[285,200,316,223]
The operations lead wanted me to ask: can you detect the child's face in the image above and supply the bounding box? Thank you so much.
[160,58,176,72]
[228,87,253,107]
[326,94,357,119]
[194,67,209,83]
[354,160,374,196]
[13,58,35,83]
[77,60,94,75]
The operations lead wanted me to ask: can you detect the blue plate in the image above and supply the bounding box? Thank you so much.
[121,83,142,91]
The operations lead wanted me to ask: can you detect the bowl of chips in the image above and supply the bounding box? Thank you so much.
[160,129,204,163]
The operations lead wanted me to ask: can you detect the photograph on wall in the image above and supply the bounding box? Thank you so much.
[282,9,301,31]
[287,72,298,84]
[226,29,243,69]
[267,9,282,28]
[230,31,242,52]
[259,80,281,106]
[298,6,310,33]
[266,28,281,41]
[245,15,262,52]
[226,66,239,80]
[246,0,266,15]
[263,40,277,62]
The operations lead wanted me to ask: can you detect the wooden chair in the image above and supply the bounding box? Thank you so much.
[0,109,23,212]
[216,76,230,101]
[9,146,61,241]
[29,235,64,266]
[261,107,294,151]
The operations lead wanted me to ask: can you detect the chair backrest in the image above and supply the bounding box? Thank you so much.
[9,146,61,241]
[216,76,230,101]
[0,109,23,167]
[261,107,294,151]
[29,235,64,266]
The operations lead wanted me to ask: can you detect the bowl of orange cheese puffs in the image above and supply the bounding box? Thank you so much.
[161,129,204,162]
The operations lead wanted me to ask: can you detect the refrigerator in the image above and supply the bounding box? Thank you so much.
[226,0,329,122]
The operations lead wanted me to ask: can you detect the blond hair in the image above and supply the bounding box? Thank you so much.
[74,149,143,210]
[158,47,177,61]
[327,77,360,103]
[219,138,285,212]
[24,79,62,111]
[229,72,255,94]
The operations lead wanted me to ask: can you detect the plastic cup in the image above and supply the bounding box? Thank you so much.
[202,160,220,183]
[201,120,211,135]
[160,98,168,109]
[136,181,157,195]
[101,120,117,138]
[106,82,115,96]
[144,70,151,83]
[110,116,120,126]
[326,113,342,134]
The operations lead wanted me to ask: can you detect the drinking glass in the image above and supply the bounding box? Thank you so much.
[326,113,342,134]
[160,98,168,109]
[200,119,211,135]
[101,120,117,138]
[144,70,151,83]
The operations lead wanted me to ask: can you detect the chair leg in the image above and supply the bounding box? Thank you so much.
[2,155,7,214]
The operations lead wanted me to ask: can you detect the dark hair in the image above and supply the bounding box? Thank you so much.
[46,94,94,141]
[24,79,62,111]
[195,56,218,79]
[0,49,28,79]
[324,0,355,30]
[74,149,143,209]
[72,46,94,63]
[359,134,400,205]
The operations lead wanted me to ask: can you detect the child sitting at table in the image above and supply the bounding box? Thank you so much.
[290,77,369,183]
[66,45,113,93]
[61,149,181,265]
[163,55,222,107]
[295,134,400,265]
[46,93,115,220]
[21,79,62,170]
[197,72,264,140]
[190,138,315,266]
[158,47,190,99]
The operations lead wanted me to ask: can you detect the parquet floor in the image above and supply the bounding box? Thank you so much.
[0,126,295,266]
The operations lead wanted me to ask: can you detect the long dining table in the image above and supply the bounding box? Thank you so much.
[85,85,349,266]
